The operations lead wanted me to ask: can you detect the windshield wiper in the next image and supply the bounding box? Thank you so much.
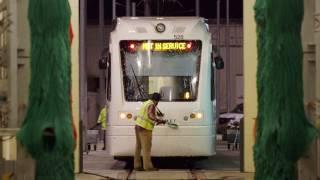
[129,64,164,116]
[129,64,146,100]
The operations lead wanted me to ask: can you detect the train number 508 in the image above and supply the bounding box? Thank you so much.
[174,35,184,40]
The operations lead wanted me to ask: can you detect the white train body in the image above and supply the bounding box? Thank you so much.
[106,17,216,157]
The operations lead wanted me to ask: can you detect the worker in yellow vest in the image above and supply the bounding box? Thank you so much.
[97,106,107,150]
[134,92,166,171]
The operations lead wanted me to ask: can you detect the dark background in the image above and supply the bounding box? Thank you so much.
[87,0,243,24]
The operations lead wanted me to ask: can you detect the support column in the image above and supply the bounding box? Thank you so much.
[243,0,257,172]
[0,136,3,161]
[112,0,116,20]
[216,0,221,115]
[315,0,320,177]
[99,0,106,108]
[7,0,18,128]
[298,0,317,178]
[79,0,87,173]
[195,0,199,16]
[126,0,130,16]
[132,2,136,16]
[315,0,320,119]
[144,0,151,16]
[225,0,231,112]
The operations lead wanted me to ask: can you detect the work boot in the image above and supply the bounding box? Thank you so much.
[144,168,158,171]
[134,167,144,171]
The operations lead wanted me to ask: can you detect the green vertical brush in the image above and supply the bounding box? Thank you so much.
[17,0,75,179]
[254,0,318,179]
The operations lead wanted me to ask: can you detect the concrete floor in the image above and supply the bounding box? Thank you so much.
[83,140,240,170]
[77,140,253,179]
[76,171,254,180]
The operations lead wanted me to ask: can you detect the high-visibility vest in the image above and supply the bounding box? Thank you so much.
[135,100,155,131]
[97,107,107,130]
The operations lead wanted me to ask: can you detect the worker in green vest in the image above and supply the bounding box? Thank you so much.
[97,106,107,150]
[134,92,166,171]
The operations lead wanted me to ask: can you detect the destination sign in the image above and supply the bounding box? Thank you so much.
[141,42,188,51]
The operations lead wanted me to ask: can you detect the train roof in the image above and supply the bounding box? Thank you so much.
[117,16,206,22]
[112,16,210,36]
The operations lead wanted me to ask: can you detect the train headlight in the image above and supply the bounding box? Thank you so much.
[120,113,126,119]
[127,113,133,119]
[190,113,196,119]
[119,112,134,120]
[196,113,203,119]
[190,112,203,120]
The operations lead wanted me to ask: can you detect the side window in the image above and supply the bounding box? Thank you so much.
[211,56,215,100]
[211,47,224,100]
[99,49,111,101]
[106,54,111,101]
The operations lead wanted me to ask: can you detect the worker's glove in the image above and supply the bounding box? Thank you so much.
[156,111,164,117]
[156,119,167,125]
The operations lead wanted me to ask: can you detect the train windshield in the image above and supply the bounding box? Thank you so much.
[120,40,202,102]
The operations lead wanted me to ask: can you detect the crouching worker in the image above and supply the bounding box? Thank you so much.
[134,92,166,171]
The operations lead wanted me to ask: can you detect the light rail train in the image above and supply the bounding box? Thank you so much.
[101,17,223,158]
